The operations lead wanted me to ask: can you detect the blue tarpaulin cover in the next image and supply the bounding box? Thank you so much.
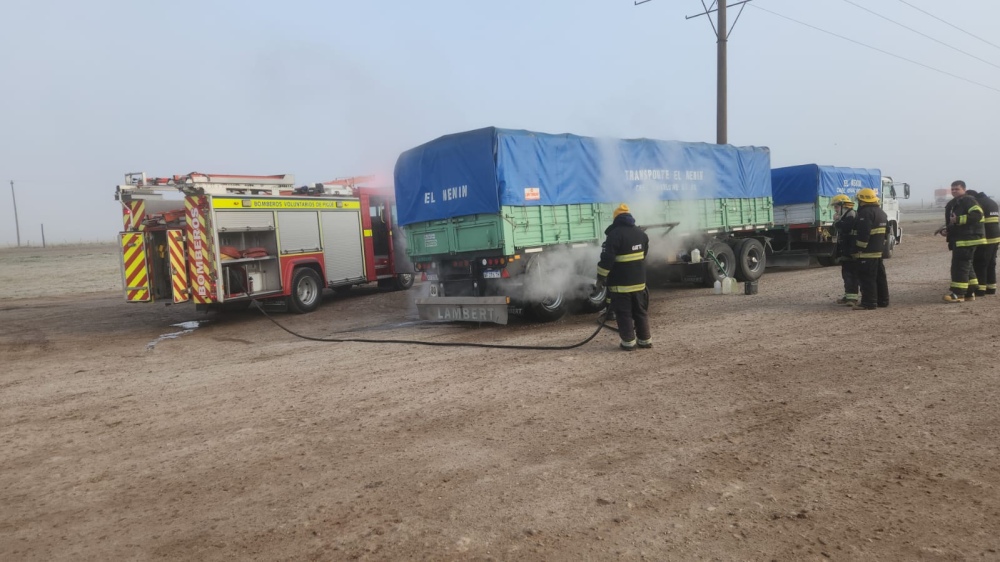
[394,127,772,226]
[771,164,882,206]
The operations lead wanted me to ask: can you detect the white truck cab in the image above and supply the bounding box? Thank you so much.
[880,176,910,258]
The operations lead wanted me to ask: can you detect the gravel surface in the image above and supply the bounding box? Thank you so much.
[2,216,999,561]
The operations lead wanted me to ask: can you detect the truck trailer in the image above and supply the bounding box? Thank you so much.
[767,165,910,266]
[115,172,413,313]
[393,127,773,324]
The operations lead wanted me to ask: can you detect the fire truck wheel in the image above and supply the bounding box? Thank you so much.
[288,268,323,314]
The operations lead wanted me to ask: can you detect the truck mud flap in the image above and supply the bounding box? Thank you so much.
[416,296,510,325]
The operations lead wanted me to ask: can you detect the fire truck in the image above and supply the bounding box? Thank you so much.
[115,172,414,313]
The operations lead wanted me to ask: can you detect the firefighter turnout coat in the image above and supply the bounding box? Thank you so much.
[834,208,857,259]
[853,203,888,259]
[944,194,986,249]
[597,214,649,293]
[974,192,1000,244]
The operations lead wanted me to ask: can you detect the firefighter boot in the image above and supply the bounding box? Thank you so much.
[943,292,965,303]
[836,295,859,306]
[619,339,637,352]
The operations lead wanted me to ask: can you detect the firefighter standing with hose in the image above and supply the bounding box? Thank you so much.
[830,194,859,306]
[596,204,652,351]
[852,188,889,310]
[935,180,985,303]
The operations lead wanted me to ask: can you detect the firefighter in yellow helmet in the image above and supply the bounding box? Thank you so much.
[830,194,859,305]
[851,188,889,310]
[596,203,652,351]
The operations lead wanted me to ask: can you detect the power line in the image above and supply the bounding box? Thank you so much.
[749,4,1000,94]
[896,0,1000,52]
[837,0,1000,71]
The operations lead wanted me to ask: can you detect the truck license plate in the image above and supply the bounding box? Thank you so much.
[482,270,501,279]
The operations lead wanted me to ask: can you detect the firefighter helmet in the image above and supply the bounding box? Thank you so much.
[830,194,854,208]
[856,188,879,204]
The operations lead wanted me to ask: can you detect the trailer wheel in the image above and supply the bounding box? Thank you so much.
[882,225,896,259]
[378,273,415,291]
[702,240,736,287]
[288,267,323,314]
[529,290,567,322]
[394,273,415,290]
[579,283,608,313]
[525,256,567,322]
[734,238,765,282]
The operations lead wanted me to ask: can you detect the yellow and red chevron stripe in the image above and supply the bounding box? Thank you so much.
[120,232,151,302]
[168,229,189,303]
[121,200,146,231]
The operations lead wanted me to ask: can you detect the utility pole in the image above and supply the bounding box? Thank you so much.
[10,180,21,247]
[716,0,727,145]
[637,0,753,145]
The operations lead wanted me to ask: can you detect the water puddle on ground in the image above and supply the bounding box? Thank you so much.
[146,321,203,350]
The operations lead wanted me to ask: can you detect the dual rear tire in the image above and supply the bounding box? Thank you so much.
[704,238,765,286]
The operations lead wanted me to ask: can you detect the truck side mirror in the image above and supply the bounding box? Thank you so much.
[903,183,911,199]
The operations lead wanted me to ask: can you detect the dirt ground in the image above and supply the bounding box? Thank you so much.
[2,214,1000,561]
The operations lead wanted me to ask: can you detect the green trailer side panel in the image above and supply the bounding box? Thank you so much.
[725,196,774,227]
[638,197,772,231]
[406,215,506,258]
[406,220,455,256]
[405,197,774,260]
[501,204,607,252]
[451,215,503,253]
[816,196,836,223]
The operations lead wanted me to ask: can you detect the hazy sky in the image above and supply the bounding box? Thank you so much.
[1,0,997,245]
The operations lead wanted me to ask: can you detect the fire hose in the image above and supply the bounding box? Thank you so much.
[251,300,617,350]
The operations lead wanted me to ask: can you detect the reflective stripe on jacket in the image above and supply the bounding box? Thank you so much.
[945,194,986,248]
[974,193,1000,244]
[853,203,888,259]
[597,214,649,293]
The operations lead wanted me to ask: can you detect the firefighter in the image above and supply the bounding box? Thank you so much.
[967,189,999,296]
[830,194,859,305]
[935,180,985,303]
[596,203,652,351]
[851,188,889,310]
